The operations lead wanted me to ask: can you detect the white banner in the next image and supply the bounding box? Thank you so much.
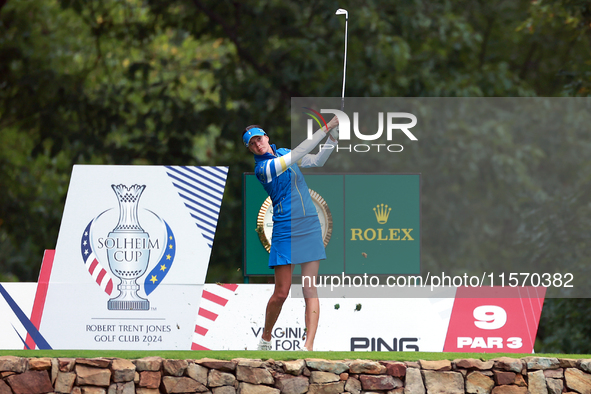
[35,165,228,349]
[191,284,455,352]
[2,282,544,353]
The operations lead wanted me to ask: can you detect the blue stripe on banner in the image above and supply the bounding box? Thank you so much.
[166,167,224,197]
[0,284,52,349]
[188,211,217,236]
[180,195,219,222]
[189,210,215,236]
[181,166,227,189]
[181,170,225,198]
[81,221,93,264]
[188,211,216,230]
[12,324,30,349]
[144,221,176,296]
[168,165,227,197]
[173,184,220,216]
[189,217,214,242]
[167,172,223,201]
[191,220,216,235]
[173,164,228,185]
[166,166,227,249]
[205,165,229,175]
[200,166,228,183]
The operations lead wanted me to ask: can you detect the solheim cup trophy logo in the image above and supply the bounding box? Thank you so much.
[107,184,151,311]
[79,182,177,311]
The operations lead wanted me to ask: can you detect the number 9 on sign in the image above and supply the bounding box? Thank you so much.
[473,305,507,330]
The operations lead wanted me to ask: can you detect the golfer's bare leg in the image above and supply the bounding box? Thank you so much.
[301,260,320,351]
[262,264,292,342]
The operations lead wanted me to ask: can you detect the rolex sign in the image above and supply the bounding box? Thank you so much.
[244,174,420,276]
[344,175,420,275]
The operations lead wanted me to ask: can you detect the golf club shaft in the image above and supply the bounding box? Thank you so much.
[341,15,348,111]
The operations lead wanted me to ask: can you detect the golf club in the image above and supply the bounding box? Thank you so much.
[335,8,348,111]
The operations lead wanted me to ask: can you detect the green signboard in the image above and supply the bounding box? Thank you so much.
[243,174,420,277]
[343,175,420,275]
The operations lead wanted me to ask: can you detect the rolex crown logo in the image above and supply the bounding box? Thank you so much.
[373,204,391,224]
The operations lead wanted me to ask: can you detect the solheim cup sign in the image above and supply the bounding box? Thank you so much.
[34,165,227,350]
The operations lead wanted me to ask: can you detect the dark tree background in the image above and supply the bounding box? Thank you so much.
[1,0,591,353]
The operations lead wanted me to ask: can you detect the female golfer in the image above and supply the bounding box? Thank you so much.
[243,116,339,351]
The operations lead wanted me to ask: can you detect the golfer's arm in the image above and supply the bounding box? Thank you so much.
[260,128,328,183]
[299,136,337,168]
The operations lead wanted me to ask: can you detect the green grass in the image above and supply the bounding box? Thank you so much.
[0,350,589,361]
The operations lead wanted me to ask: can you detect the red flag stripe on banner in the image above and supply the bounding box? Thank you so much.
[96,269,106,285]
[202,290,228,306]
[85,255,113,296]
[105,281,113,295]
[198,308,218,321]
[192,284,239,351]
[25,250,55,349]
[195,325,208,336]
[89,259,99,274]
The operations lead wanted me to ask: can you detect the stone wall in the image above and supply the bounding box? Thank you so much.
[0,356,590,394]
